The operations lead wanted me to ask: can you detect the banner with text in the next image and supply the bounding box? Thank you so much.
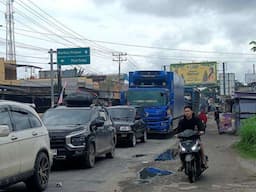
[170,62,217,85]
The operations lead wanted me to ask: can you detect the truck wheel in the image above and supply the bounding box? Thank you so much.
[129,134,136,147]
[141,131,147,143]
[83,143,95,168]
[25,152,50,192]
[106,138,115,158]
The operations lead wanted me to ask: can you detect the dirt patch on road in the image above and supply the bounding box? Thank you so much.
[118,117,256,192]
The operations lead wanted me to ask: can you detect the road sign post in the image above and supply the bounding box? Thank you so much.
[57,47,90,65]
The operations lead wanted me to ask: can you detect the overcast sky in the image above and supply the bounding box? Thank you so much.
[0,0,256,82]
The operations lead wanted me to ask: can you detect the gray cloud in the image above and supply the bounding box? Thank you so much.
[91,0,256,18]
[121,0,256,18]
[220,15,256,44]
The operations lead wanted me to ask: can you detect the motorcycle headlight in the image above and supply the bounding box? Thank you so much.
[191,141,199,151]
[179,143,186,152]
[120,126,131,131]
[71,135,86,146]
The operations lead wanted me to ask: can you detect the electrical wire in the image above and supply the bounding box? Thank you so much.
[17,0,116,54]
[14,8,75,47]
[0,51,48,59]
[12,26,256,58]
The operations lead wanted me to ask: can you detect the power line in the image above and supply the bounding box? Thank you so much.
[0,38,48,51]
[92,40,256,56]
[127,52,256,62]
[0,51,48,59]
[11,26,256,57]
[14,7,75,47]
[19,0,116,54]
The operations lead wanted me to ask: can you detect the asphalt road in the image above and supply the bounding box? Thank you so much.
[0,133,176,192]
[2,114,256,192]
[120,114,256,192]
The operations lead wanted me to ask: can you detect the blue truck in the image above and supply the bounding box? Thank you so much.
[121,71,184,134]
[184,86,201,114]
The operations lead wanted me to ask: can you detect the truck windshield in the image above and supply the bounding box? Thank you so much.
[127,90,168,107]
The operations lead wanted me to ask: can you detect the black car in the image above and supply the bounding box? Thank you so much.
[107,105,147,147]
[42,105,116,168]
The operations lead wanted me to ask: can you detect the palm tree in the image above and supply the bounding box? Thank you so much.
[249,41,256,52]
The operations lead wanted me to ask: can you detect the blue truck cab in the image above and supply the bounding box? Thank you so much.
[121,71,184,134]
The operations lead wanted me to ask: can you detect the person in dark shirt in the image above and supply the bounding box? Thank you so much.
[174,105,207,171]
[214,107,220,134]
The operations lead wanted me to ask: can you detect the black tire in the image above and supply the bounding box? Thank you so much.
[141,131,147,143]
[83,143,95,168]
[188,160,196,183]
[25,152,50,192]
[106,138,115,158]
[129,133,136,147]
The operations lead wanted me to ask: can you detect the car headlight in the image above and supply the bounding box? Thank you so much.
[119,126,131,131]
[71,135,86,146]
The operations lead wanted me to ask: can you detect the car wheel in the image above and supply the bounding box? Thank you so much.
[25,152,50,192]
[141,130,147,143]
[83,142,95,168]
[106,138,115,158]
[129,133,136,147]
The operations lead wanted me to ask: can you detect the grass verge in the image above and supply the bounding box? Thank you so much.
[235,116,256,159]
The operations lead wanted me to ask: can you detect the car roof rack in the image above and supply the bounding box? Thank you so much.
[64,92,95,107]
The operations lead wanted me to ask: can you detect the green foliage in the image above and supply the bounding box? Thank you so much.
[250,41,256,52]
[236,116,256,159]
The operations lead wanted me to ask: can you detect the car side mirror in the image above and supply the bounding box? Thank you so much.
[0,125,10,137]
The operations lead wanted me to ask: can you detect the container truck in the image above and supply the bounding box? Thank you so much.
[121,71,184,134]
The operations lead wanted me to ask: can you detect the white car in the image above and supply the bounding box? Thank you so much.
[0,100,52,191]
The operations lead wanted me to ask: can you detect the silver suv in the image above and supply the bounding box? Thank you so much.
[0,100,52,191]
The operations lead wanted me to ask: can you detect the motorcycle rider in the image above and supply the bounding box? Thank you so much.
[198,109,207,130]
[174,105,208,171]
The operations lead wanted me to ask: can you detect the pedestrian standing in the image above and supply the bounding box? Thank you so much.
[214,107,221,134]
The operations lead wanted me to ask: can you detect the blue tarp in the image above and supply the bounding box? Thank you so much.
[139,167,174,180]
[155,149,174,161]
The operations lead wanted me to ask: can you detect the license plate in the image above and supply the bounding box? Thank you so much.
[51,149,57,156]
[121,134,127,137]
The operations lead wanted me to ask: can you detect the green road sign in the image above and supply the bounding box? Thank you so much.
[57,47,90,65]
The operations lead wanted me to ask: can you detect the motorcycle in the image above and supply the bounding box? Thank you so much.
[177,129,208,183]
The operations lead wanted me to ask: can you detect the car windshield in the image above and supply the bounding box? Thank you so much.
[108,108,135,121]
[42,108,91,126]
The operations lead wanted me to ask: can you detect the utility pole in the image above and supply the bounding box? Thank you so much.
[112,52,127,90]
[49,49,56,107]
[5,0,16,61]
[223,62,226,96]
